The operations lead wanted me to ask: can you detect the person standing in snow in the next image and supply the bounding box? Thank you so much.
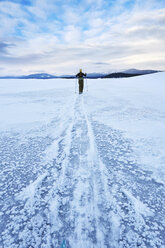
[76,69,87,94]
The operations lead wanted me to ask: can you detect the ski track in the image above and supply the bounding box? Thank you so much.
[0,95,165,247]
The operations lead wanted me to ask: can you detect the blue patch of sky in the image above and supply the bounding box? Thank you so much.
[106,0,135,11]
[0,0,32,5]
[4,0,164,39]
[123,0,136,9]
[150,0,165,9]
[103,0,117,8]
[102,0,137,18]
[15,22,25,37]
[62,0,81,5]
[47,13,64,26]
[24,9,39,23]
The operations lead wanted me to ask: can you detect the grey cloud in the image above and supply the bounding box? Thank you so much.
[132,13,165,26]
[131,58,165,71]
[158,16,165,25]
[0,53,43,64]
[0,42,13,54]
[0,42,153,65]
[94,62,110,65]
[126,26,165,40]
[0,0,165,75]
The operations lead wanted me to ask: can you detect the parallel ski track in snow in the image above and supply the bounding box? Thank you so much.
[0,95,165,248]
[48,95,119,247]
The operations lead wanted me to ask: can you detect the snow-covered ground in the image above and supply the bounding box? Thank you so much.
[0,73,165,248]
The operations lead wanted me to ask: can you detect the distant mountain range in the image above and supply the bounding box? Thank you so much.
[97,69,160,78]
[0,73,58,79]
[123,69,159,75]
[0,69,161,79]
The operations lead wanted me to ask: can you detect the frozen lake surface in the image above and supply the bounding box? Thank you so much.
[0,73,165,247]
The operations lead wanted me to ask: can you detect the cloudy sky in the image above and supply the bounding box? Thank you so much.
[0,0,165,76]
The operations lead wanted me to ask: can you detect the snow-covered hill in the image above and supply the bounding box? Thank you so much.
[123,68,159,74]
[0,72,165,247]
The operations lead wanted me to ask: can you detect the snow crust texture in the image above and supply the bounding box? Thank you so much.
[0,75,165,247]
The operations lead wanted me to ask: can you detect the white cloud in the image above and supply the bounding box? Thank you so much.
[0,0,165,75]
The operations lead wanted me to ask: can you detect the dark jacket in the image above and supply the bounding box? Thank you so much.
[76,72,86,78]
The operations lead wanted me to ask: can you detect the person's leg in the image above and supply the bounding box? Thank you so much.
[79,82,81,93]
[81,80,84,93]
[79,79,84,93]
